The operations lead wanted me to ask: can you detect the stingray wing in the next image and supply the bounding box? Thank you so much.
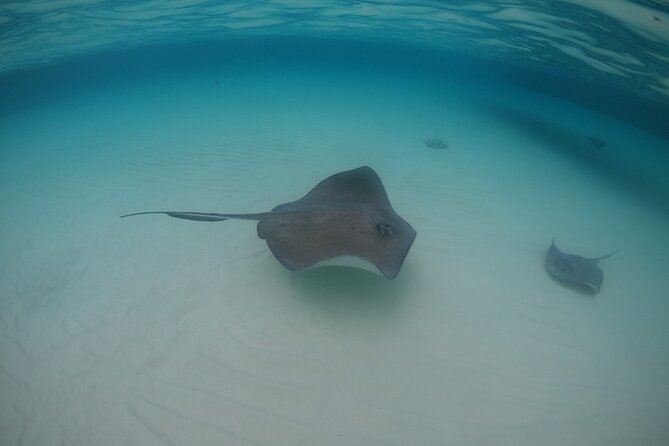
[271,166,392,212]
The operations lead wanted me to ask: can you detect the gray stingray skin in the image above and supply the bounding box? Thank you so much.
[545,239,616,293]
[423,137,448,149]
[122,166,417,279]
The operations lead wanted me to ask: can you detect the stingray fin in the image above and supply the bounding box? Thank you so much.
[271,166,392,212]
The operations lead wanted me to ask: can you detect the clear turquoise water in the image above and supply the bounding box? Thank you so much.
[1,2,669,445]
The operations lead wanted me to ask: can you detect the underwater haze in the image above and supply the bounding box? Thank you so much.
[1,1,669,445]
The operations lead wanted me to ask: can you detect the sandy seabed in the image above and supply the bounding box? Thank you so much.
[1,64,669,446]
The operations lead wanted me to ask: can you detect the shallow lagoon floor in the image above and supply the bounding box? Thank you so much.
[1,48,669,445]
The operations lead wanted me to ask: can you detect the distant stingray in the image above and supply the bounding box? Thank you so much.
[121,166,417,279]
[424,130,448,149]
[545,239,616,294]
[587,136,606,149]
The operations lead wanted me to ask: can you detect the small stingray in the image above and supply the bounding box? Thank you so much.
[424,130,448,149]
[121,166,417,279]
[545,239,616,294]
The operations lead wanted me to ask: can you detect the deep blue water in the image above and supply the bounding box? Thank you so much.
[2,36,669,140]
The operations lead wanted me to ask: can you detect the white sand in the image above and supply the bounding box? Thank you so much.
[1,64,669,445]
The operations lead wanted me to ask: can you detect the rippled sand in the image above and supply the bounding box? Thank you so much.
[1,63,669,446]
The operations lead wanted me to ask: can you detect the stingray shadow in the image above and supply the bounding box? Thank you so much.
[487,105,669,217]
[288,265,413,317]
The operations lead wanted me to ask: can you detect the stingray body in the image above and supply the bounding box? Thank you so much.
[423,129,448,150]
[423,137,448,150]
[122,166,417,279]
[545,239,616,293]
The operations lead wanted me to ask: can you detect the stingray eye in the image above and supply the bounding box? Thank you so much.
[376,223,393,236]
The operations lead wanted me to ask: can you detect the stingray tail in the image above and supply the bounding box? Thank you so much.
[120,211,276,222]
[120,211,229,221]
[593,250,618,262]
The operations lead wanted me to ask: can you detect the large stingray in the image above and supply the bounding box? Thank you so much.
[121,166,417,279]
[545,239,616,293]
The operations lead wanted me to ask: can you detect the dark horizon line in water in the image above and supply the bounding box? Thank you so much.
[0,36,667,141]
